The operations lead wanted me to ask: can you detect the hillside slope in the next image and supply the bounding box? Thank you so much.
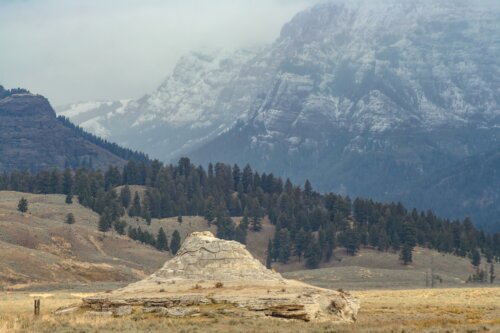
[0,191,166,289]
[0,93,126,172]
[0,189,492,290]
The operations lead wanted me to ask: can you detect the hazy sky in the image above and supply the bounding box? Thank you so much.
[0,0,316,106]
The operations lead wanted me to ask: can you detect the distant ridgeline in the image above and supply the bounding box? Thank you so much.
[57,116,150,163]
[0,158,498,267]
[0,85,148,172]
[0,85,30,99]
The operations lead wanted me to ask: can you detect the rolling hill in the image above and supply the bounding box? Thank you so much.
[1,188,492,291]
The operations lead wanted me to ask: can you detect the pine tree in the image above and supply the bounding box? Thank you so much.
[234,220,248,245]
[471,249,481,267]
[114,220,127,235]
[343,228,360,256]
[120,185,131,208]
[400,221,416,265]
[98,209,112,234]
[250,213,262,232]
[17,197,28,213]
[170,230,181,255]
[216,215,236,240]
[490,263,496,284]
[400,244,413,265]
[325,226,336,262]
[65,192,73,204]
[62,168,73,195]
[266,239,273,269]
[65,213,75,225]
[305,239,321,269]
[294,229,310,262]
[156,227,169,252]
[203,197,217,226]
[129,192,142,217]
[277,228,292,264]
[143,209,152,225]
[177,215,183,224]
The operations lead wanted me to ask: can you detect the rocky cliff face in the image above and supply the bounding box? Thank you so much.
[67,232,360,322]
[0,94,125,172]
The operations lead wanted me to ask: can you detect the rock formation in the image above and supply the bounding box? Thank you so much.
[60,231,359,322]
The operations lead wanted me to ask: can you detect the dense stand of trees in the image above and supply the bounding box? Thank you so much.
[1,158,499,268]
[57,116,150,162]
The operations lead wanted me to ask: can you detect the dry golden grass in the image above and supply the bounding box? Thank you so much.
[1,287,498,333]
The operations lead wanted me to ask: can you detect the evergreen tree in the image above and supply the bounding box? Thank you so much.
[342,228,360,256]
[65,213,75,225]
[177,215,183,224]
[305,239,321,269]
[129,192,142,217]
[156,227,169,252]
[120,185,131,208]
[170,230,181,255]
[294,229,309,261]
[62,169,73,195]
[325,226,336,262]
[234,220,248,245]
[216,215,236,240]
[143,209,152,225]
[400,244,413,265]
[98,209,112,234]
[490,264,496,284]
[471,249,481,267]
[65,192,73,204]
[400,221,416,265]
[304,179,312,198]
[203,197,217,226]
[277,228,292,264]
[232,164,241,191]
[114,220,127,235]
[250,213,262,232]
[17,197,28,213]
[266,239,273,269]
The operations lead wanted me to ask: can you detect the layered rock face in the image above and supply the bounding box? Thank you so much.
[0,94,125,172]
[69,232,359,322]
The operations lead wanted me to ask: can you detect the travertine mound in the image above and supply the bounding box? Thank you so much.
[62,232,359,322]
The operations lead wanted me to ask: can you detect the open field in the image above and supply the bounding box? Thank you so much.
[0,287,498,333]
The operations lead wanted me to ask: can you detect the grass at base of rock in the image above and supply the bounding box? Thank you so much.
[1,287,499,333]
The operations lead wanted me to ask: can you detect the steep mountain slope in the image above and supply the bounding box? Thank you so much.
[0,92,127,172]
[190,0,500,231]
[58,49,263,160]
[57,0,500,230]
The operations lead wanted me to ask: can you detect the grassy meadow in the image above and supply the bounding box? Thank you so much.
[0,287,498,333]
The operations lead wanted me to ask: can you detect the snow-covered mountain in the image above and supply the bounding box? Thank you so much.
[58,48,265,160]
[57,0,500,230]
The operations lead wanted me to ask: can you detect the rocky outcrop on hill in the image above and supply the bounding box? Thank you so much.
[64,232,359,322]
[0,93,125,172]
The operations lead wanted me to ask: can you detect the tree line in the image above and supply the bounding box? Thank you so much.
[1,158,499,268]
[0,85,30,99]
[57,116,150,163]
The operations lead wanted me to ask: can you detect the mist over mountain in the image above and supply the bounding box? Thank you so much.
[57,0,500,230]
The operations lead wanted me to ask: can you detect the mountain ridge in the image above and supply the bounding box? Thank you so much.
[56,0,500,230]
[0,91,138,172]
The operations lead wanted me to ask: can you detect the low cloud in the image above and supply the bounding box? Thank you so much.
[0,0,316,105]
